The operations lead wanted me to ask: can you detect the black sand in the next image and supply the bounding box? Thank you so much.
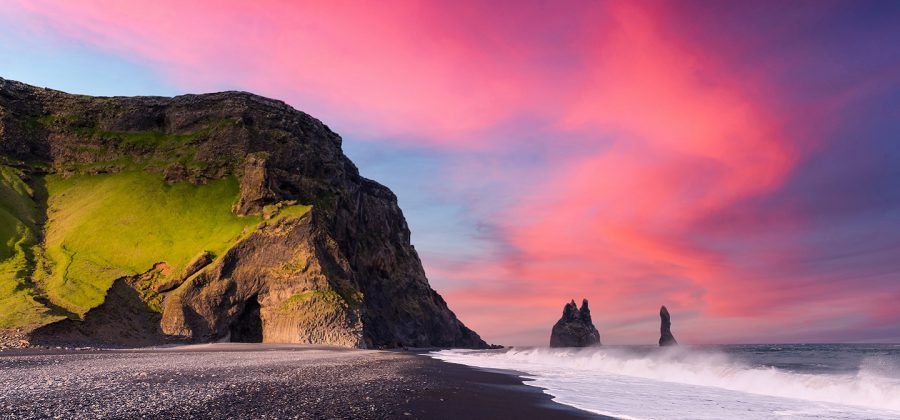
[0,344,601,419]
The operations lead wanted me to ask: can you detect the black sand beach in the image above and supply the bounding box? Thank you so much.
[0,344,599,419]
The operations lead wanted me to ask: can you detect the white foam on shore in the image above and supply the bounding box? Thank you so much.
[429,347,900,419]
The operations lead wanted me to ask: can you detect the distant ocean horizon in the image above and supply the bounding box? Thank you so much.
[431,344,900,419]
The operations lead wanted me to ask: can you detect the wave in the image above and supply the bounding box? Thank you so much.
[430,346,900,419]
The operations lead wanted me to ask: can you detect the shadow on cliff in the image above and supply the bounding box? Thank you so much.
[29,278,179,347]
[19,172,80,320]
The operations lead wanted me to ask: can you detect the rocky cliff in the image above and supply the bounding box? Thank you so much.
[549,299,601,347]
[0,77,486,348]
[659,305,677,346]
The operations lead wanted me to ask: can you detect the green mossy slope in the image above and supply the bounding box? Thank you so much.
[38,172,262,316]
[0,169,311,326]
[0,165,51,328]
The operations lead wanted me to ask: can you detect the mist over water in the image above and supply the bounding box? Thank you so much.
[430,344,900,419]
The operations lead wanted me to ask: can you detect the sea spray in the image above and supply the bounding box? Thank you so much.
[430,345,900,419]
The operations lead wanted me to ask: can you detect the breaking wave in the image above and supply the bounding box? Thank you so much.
[430,345,900,419]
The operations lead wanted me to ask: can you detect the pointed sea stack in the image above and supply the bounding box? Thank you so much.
[550,299,601,347]
[659,305,678,346]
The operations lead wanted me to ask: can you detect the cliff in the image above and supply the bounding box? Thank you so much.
[0,77,485,348]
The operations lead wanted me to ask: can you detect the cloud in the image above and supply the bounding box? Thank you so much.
[12,0,593,147]
[9,0,900,344]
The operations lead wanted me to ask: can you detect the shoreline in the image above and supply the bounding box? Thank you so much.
[0,343,601,419]
[408,352,601,419]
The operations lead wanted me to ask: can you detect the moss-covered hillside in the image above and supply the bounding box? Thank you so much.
[1,158,310,330]
[0,82,312,330]
[0,164,44,328]
[0,77,486,349]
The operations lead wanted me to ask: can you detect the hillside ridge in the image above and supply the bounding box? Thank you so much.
[0,77,486,349]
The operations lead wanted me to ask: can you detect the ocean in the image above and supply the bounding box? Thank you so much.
[430,344,900,419]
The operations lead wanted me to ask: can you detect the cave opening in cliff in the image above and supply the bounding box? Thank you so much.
[229,295,263,343]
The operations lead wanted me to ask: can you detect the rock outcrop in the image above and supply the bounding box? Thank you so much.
[659,305,677,346]
[550,299,601,347]
[0,77,486,349]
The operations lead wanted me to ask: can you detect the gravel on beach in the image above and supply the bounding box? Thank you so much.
[0,344,597,419]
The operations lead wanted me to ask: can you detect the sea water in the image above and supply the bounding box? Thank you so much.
[430,344,900,419]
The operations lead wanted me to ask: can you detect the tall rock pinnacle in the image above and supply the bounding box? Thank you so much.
[550,299,601,347]
[659,305,678,346]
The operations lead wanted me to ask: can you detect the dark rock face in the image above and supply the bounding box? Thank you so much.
[0,77,486,349]
[659,305,677,346]
[550,299,601,347]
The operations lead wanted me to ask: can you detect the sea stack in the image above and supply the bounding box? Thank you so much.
[659,305,678,346]
[550,299,601,347]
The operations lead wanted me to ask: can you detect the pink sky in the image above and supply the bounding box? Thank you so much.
[5,0,900,344]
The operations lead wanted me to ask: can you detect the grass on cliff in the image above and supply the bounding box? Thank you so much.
[36,171,309,317]
[0,165,311,327]
[39,172,253,316]
[0,165,52,328]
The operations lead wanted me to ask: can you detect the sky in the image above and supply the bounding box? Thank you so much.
[2,0,898,345]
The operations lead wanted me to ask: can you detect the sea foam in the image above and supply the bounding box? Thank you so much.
[430,346,900,419]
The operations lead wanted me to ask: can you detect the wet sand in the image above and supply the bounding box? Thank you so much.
[0,343,600,419]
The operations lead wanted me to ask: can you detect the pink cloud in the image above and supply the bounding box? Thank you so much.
[13,0,584,147]
[10,0,897,344]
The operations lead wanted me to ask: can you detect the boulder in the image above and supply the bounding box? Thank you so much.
[550,299,601,347]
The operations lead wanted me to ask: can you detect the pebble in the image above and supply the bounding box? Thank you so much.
[0,346,431,419]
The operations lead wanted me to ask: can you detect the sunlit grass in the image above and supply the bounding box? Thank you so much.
[0,165,52,328]
[0,164,310,327]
